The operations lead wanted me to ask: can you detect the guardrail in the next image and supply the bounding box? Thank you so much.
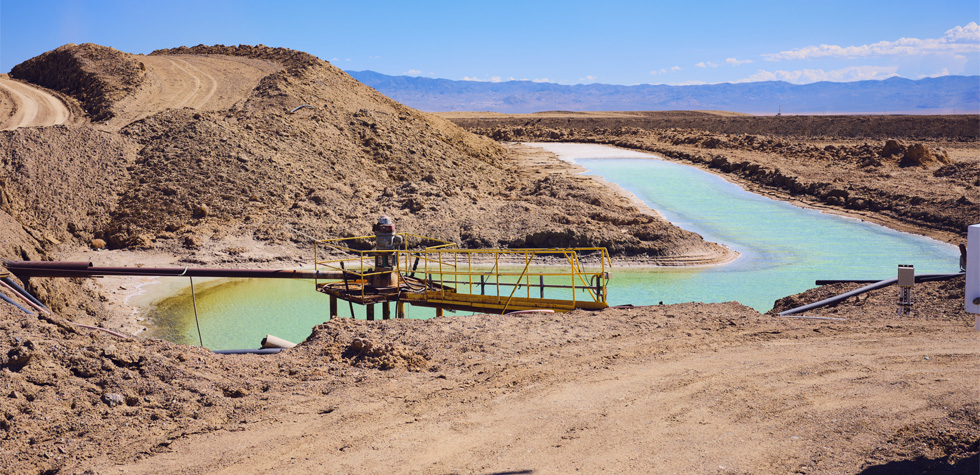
[313,235,610,313]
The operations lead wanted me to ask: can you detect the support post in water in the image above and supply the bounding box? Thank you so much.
[366,304,375,321]
[329,295,337,319]
[189,276,204,347]
[897,264,914,318]
[382,302,391,320]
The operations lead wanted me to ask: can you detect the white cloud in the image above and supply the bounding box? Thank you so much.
[580,75,598,82]
[532,78,551,83]
[464,75,530,83]
[404,69,422,75]
[650,67,682,75]
[695,61,718,68]
[726,57,753,66]
[763,22,980,61]
[736,65,900,84]
[944,22,980,41]
[918,68,951,79]
[674,80,707,86]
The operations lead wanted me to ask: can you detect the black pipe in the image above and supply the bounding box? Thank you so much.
[213,348,284,355]
[782,272,964,316]
[1,276,50,312]
[0,290,34,315]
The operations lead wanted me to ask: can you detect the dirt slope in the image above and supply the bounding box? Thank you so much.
[2,280,976,474]
[0,76,75,130]
[3,43,725,262]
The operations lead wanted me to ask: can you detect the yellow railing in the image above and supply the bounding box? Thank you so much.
[313,235,611,312]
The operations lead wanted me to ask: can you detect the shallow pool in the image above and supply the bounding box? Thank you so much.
[145,143,960,349]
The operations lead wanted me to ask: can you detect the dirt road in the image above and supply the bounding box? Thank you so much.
[0,76,71,130]
[104,54,280,129]
[75,298,978,475]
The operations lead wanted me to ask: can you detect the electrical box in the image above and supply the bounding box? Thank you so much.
[897,265,915,286]
[966,225,979,327]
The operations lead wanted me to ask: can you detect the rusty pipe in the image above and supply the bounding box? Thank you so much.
[3,261,344,280]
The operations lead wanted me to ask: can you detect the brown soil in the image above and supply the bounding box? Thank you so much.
[1,47,978,474]
[446,112,979,244]
[1,280,976,474]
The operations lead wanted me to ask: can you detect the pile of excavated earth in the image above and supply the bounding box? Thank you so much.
[0,45,977,474]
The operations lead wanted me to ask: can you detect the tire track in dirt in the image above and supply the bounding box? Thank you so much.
[104,55,279,130]
[166,57,202,109]
[0,76,71,130]
[177,57,219,109]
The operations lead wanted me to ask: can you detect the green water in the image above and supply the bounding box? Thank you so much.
[146,277,449,350]
[147,143,960,350]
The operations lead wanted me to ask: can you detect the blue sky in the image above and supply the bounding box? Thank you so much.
[1,0,978,85]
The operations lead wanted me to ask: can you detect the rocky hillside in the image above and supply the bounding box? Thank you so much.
[0,44,732,323]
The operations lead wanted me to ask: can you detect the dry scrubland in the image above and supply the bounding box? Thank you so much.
[0,45,977,474]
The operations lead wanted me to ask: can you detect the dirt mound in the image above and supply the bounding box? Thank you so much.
[0,126,137,245]
[447,112,980,141]
[64,44,719,260]
[151,44,321,71]
[769,276,969,322]
[10,43,145,122]
[861,404,979,473]
[0,43,729,262]
[900,142,952,168]
[305,319,429,371]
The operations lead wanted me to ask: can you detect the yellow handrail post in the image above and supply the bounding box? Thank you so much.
[501,257,533,315]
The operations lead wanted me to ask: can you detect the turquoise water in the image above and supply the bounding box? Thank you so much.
[147,143,960,350]
[532,142,958,310]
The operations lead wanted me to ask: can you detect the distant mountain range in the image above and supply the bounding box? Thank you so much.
[346,71,980,115]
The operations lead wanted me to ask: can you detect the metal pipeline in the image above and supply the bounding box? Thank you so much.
[779,272,964,316]
[3,261,344,280]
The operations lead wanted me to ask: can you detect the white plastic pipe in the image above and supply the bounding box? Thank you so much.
[261,334,297,349]
[965,224,979,330]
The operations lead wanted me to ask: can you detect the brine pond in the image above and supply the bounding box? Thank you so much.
[142,143,960,350]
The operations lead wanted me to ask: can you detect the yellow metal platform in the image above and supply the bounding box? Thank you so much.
[312,233,610,316]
